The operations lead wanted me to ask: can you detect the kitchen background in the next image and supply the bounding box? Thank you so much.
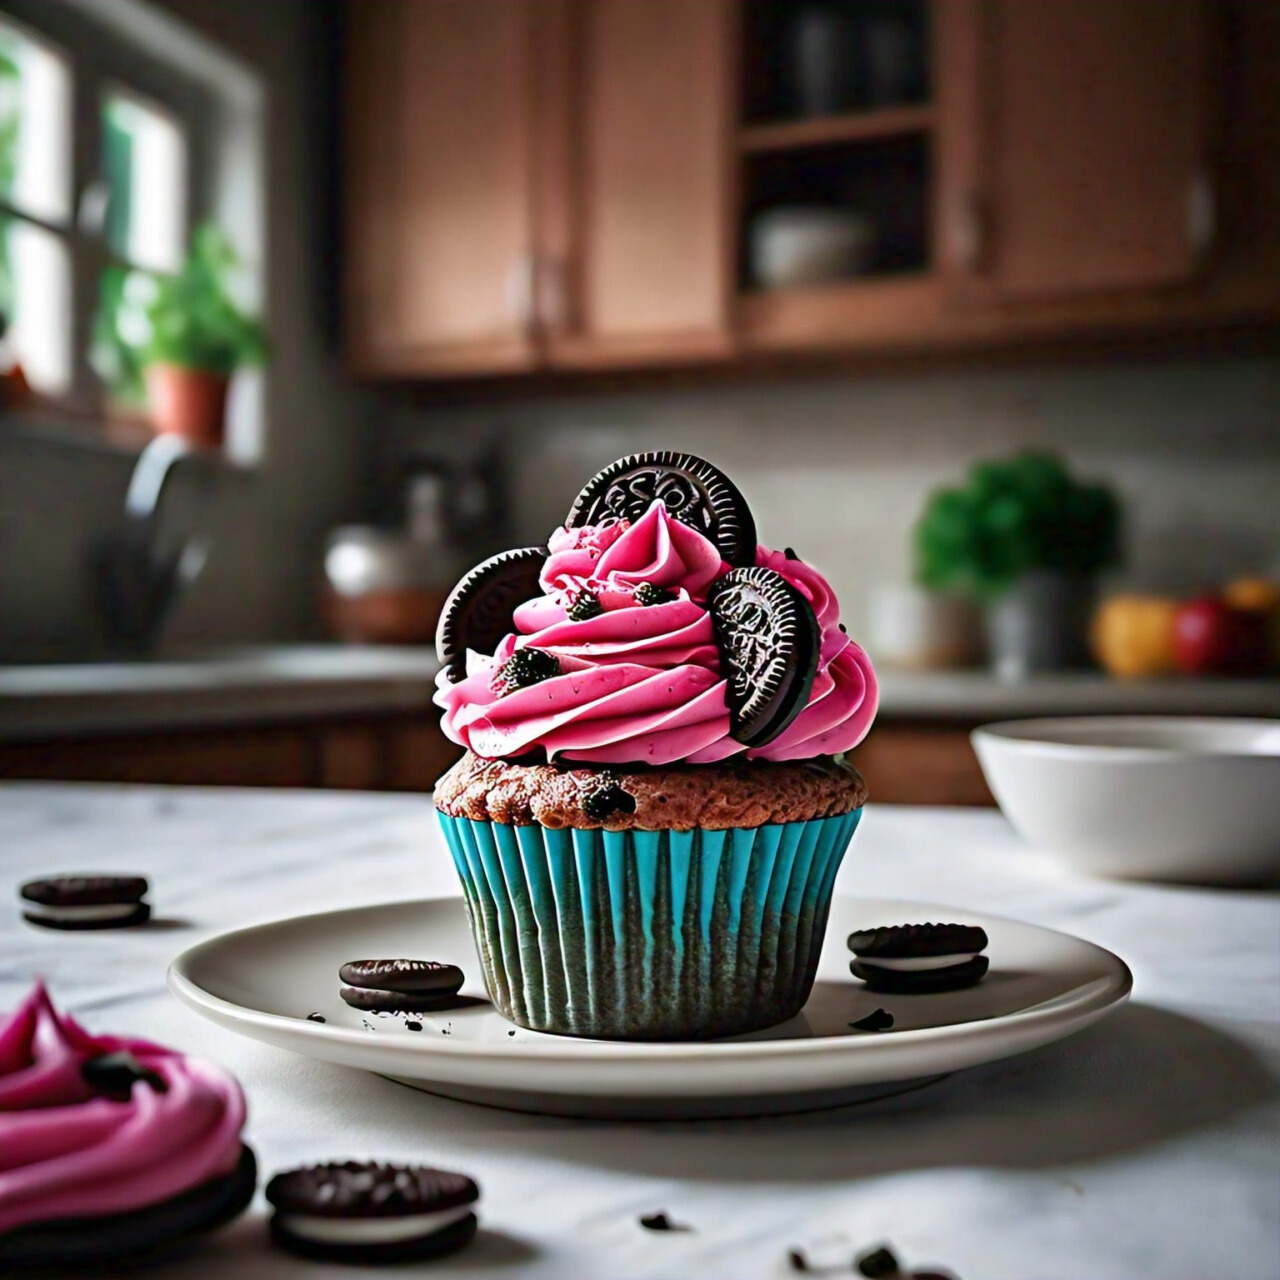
[1,0,1278,801]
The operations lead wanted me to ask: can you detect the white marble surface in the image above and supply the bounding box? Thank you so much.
[2,782,1278,1280]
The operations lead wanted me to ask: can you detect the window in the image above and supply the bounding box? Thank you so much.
[0,1,207,411]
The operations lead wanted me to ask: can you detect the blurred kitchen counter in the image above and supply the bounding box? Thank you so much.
[2,652,1277,801]
[0,646,441,739]
[0,647,456,792]
[853,670,1280,808]
[874,670,1280,720]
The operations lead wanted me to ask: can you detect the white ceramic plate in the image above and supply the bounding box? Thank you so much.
[169,896,1131,1119]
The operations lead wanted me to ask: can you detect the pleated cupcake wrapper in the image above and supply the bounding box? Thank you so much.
[436,811,862,1040]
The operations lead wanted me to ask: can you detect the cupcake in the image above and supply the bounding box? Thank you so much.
[0,982,255,1268]
[433,452,876,1039]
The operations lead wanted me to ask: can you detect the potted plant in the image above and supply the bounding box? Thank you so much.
[913,451,1122,679]
[115,224,266,448]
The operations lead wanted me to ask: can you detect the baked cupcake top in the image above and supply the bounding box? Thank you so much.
[434,452,877,767]
[434,751,867,830]
[0,982,247,1235]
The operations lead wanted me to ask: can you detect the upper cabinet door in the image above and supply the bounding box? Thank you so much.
[539,0,736,367]
[345,0,538,376]
[956,0,1209,300]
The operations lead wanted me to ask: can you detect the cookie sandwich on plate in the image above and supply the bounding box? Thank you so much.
[433,453,877,1040]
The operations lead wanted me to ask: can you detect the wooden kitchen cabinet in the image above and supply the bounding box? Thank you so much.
[536,0,736,368]
[344,0,540,376]
[343,0,1280,381]
[345,0,736,379]
[956,0,1209,301]
[0,715,462,793]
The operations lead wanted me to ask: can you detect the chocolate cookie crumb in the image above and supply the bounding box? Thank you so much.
[857,1243,902,1277]
[306,1012,326,1023]
[849,1008,895,1032]
[639,1212,690,1232]
[787,1247,810,1271]
[405,1020,423,1032]
[581,772,637,822]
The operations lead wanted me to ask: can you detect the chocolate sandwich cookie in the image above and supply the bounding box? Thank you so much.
[338,959,466,1013]
[265,1161,479,1265]
[707,567,820,748]
[436,545,548,683]
[566,451,757,567]
[0,1145,257,1270]
[848,923,990,994]
[20,875,151,931]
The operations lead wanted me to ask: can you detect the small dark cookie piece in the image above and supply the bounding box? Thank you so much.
[849,923,990,994]
[491,647,560,695]
[339,959,466,1013]
[436,545,548,683]
[0,1144,256,1270]
[566,451,757,567]
[707,568,820,748]
[20,875,151,931]
[82,1051,168,1100]
[633,581,675,606]
[566,590,604,621]
[265,1162,479,1266]
[579,771,637,823]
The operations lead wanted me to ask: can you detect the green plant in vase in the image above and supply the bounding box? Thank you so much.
[914,451,1122,677]
[107,224,266,448]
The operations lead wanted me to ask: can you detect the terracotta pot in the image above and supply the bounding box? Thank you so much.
[145,364,230,448]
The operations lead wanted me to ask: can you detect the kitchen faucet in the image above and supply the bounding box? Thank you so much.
[91,435,217,657]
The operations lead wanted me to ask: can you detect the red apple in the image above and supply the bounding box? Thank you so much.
[1173,597,1268,675]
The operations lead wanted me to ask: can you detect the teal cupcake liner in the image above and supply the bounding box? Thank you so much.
[435,810,862,1040]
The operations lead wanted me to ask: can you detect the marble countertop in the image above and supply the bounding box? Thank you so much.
[2,646,1278,740]
[3,783,1277,1279]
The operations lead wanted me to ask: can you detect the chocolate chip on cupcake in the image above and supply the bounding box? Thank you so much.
[265,1162,479,1265]
[848,923,990,993]
[20,875,151,930]
[338,959,466,1013]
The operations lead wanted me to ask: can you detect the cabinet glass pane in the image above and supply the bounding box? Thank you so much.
[0,216,71,393]
[0,18,72,223]
[745,0,930,124]
[103,91,187,273]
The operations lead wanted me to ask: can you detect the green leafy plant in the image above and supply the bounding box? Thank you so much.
[914,451,1121,597]
[100,223,266,386]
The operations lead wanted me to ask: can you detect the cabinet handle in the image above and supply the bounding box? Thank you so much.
[952,190,985,273]
[536,256,572,335]
[1189,170,1216,263]
[506,253,537,333]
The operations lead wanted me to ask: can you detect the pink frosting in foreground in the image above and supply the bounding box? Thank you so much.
[0,983,246,1234]
[437,501,878,766]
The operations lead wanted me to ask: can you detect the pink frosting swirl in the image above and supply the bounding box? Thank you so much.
[435,501,877,765]
[0,983,247,1234]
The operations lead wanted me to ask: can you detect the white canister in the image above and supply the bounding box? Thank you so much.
[865,582,981,670]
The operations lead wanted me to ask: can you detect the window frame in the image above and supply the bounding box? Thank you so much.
[0,0,214,414]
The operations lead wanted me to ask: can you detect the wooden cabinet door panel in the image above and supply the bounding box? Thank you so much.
[345,0,538,375]
[973,0,1208,300]
[542,0,735,366]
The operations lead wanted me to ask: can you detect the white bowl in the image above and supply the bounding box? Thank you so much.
[971,717,1280,885]
[749,207,875,289]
